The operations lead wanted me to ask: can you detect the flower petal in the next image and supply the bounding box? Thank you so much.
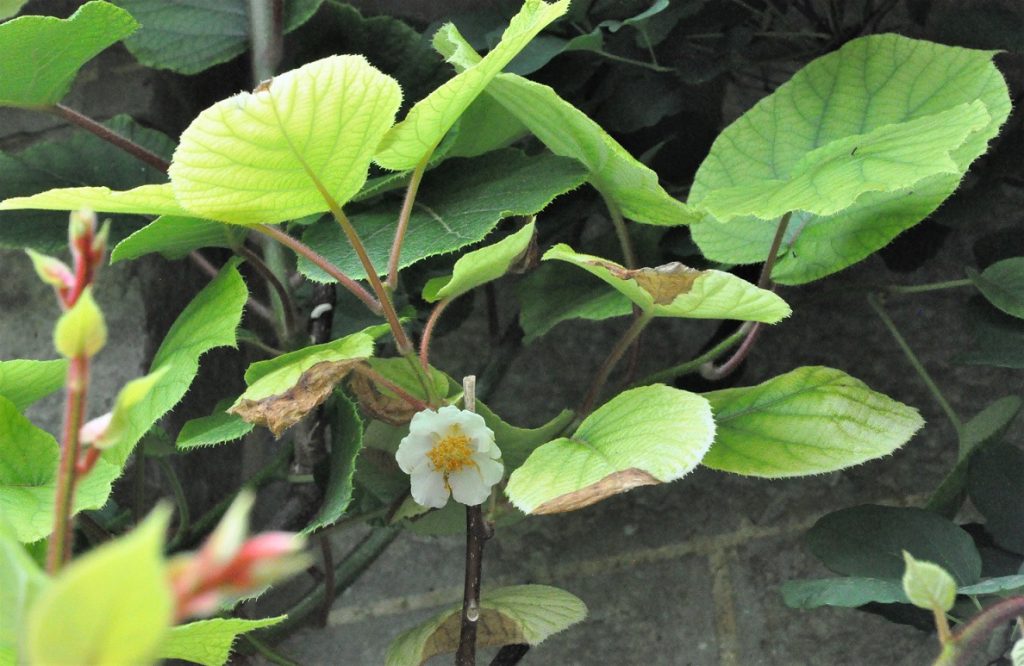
[448,468,492,506]
[472,454,504,486]
[395,433,434,473]
[410,468,449,509]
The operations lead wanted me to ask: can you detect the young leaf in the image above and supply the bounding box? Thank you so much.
[434,26,699,227]
[0,1,137,108]
[0,358,67,411]
[806,505,982,585]
[0,531,47,660]
[157,616,285,666]
[690,34,1011,285]
[505,385,714,514]
[902,551,957,612]
[968,443,1024,555]
[374,0,569,170]
[91,368,168,450]
[423,221,535,302]
[112,216,244,263]
[543,243,790,323]
[299,150,586,282]
[518,262,633,343]
[169,55,402,224]
[102,259,248,466]
[701,366,924,477]
[304,394,362,533]
[385,584,586,666]
[26,508,172,665]
[780,577,907,609]
[177,409,254,450]
[968,257,1024,320]
[0,183,189,217]
[53,286,106,358]
[115,0,322,75]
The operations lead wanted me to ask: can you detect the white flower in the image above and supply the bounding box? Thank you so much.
[395,405,503,509]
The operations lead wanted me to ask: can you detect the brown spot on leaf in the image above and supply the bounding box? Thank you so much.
[606,262,703,304]
[348,364,419,425]
[531,468,659,514]
[228,360,357,437]
[420,609,526,663]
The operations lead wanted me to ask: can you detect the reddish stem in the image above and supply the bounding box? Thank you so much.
[47,355,91,573]
[419,298,452,369]
[51,104,171,173]
[386,157,430,291]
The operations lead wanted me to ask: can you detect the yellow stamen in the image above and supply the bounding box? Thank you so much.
[426,427,476,474]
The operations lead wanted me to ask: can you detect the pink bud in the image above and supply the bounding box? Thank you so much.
[79,412,113,447]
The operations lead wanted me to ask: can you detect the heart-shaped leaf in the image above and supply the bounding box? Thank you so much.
[423,221,536,302]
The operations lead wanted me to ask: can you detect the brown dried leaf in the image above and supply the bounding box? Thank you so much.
[348,366,418,426]
[531,468,659,514]
[605,262,702,304]
[229,360,357,437]
[421,609,525,663]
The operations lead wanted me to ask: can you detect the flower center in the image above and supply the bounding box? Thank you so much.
[426,428,475,474]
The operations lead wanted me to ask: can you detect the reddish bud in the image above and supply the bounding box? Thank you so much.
[25,249,75,302]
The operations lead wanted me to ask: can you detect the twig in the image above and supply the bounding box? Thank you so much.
[387,157,430,291]
[490,645,530,666]
[419,298,452,369]
[578,313,653,416]
[50,104,171,173]
[318,535,335,627]
[248,0,284,84]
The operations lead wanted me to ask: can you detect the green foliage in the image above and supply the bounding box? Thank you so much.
[781,577,908,610]
[0,531,46,661]
[968,443,1024,554]
[386,584,586,665]
[968,257,1024,320]
[0,359,67,411]
[958,575,1024,597]
[901,551,957,612]
[25,508,172,665]
[176,406,254,449]
[423,221,535,302]
[477,402,575,471]
[304,394,362,533]
[53,287,107,358]
[690,33,1011,285]
[506,385,714,514]
[114,0,323,74]
[702,366,924,477]
[0,1,137,108]
[157,616,285,666]
[517,263,632,343]
[0,182,188,217]
[0,0,28,21]
[112,216,245,263]
[958,298,1024,368]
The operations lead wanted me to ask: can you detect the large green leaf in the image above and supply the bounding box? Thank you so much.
[968,443,1024,555]
[0,183,188,217]
[102,259,248,466]
[168,55,401,224]
[781,577,907,609]
[114,0,322,75]
[0,395,120,543]
[0,1,137,108]
[26,509,172,666]
[806,505,982,586]
[111,216,244,263]
[0,115,175,252]
[434,26,698,227]
[517,262,632,343]
[701,366,924,477]
[0,531,47,661]
[374,0,569,170]
[968,257,1024,320]
[385,584,586,666]
[446,94,528,159]
[304,394,362,533]
[0,359,67,411]
[543,243,790,323]
[506,385,714,514]
[157,616,285,666]
[423,221,535,302]
[299,150,586,282]
[958,297,1024,368]
[689,34,1010,285]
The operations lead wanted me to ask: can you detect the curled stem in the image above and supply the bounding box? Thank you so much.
[419,298,452,369]
[387,156,430,291]
[637,322,751,386]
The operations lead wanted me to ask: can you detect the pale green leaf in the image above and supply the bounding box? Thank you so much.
[0,183,189,217]
[699,101,990,223]
[375,0,569,170]
[0,1,137,108]
[94,368,168,451]
[299,150,586,282]
[902,551,957,612]
[518,262,632,344]
[53,285,106,358]
[969,257,1024,320]
[0,359,67,411]
[386,584,586,666]
[542,243,790,323]
[27,508,172,666]
[157,616,285,666]
[0,395,120,542]
[115,0,322,75]
[781,577,907,609]
[304,394,362,533]
[424,221,535,302]
[435,27,698,227]
[177,408,254,450]
[169,55,401,224]
[958,575,1024,597]
[102,259,248,466]
[446,94,528,159]
[0,1,28,21]
[112,215,244,263]
[690,34,1011,285]
[701,366,924,477]
[0,531,46,660]
[506,385,714,514]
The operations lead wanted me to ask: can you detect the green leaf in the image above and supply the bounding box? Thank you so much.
[93,368,168,451]
[780,577,907,609]
[299,150,586,282]
[518,262,632,343]
[0,395,119,542]
[902,551,957,612]
[424,221,535,302]
[446,94,528,158]
[374,0,569,170]
[305,394,362,533]
[434,27,698,227]
[958,297,1024,368]
[0,115,176,252]
[0,182,189,217]
[969,257,1024,320]
[0,531,47,660]
[0,1,137,108]
[168,55,401,225]
[115,0,322,75]
[690,34,1010,285]
[477,402,574,470]
[385,584,586,666]
[0,359,67,411]
[26,508,172,666]
[157,616,285,666]
[542,243,790,323]
[968,443,1024,555]
[240,332,375,402]
[0,1,28,21]
[701,366,924,477]
[506,385,714,514]
[958,575,1024,597]
[806,505,982,586]
[53,286,107,358]
[177,408,254,450]
[102,259,248,466]
[349,357,453,426]
[112,216,244,263]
